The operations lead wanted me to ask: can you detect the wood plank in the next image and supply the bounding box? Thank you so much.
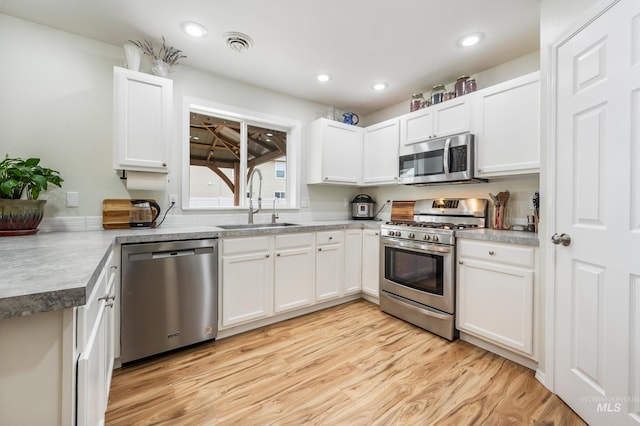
[106,300,585,425]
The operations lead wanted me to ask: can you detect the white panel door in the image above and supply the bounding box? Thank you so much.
[554,0,640,424]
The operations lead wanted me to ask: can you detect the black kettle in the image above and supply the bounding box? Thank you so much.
[129,200,161,228]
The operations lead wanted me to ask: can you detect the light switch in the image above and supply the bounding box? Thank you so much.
[66,192,79,208]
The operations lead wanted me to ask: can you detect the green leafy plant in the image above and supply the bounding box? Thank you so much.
[128,36,186,66]
[0,156,63,200]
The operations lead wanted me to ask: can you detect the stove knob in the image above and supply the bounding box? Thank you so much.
[408,233,415,239]
[423,235,431,241]
[432,235,439,242]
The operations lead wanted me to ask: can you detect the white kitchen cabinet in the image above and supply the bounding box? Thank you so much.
[315,230,345,301]
[344,229,363,294]
[474,71,540,177]
[113,66,172,173]
[221,236,274,327]
[362,229,380,298]
[362,119,399,185]
[306,118,363,185]
[456,239,537,357]
[76,250,117,426]
[274,233,315,313]
[400,97,471,147]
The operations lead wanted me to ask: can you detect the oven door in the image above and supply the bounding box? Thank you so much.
[380,237,454,314]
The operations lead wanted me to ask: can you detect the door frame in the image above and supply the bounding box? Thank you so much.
[543,0,621,394]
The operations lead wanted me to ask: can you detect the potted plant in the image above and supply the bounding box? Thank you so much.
[0,155,63,236]
[128,36,186,77]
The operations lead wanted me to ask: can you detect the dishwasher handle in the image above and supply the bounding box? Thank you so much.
[152,249,196,259]
[127,245,214,262]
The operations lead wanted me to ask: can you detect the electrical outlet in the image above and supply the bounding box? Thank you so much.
[301,197,310,208]
[169,193,178,206]
[66,192,79,208]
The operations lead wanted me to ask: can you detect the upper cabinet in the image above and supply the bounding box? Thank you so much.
[306,118,363,185]
[362,118,399,185]
[400,96,471,147]
[113,67,172,173]
[474,71,540,177]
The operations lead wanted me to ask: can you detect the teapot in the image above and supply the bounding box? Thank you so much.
[129,199,161,228]
[342,112,359,126]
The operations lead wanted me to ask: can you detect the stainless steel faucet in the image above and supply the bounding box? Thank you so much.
[248,168,262,224]
[271,199,279,224]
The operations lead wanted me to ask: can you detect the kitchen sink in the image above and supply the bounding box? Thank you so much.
[216,223,301,230]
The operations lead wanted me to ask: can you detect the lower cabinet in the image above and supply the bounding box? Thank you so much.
[456,239,537,358]
[76,250,118,425]
[221,236,274,327]
[274,233,315,313]
[362,229,380,297]
[315,230,345,301]
[344,229,363,294]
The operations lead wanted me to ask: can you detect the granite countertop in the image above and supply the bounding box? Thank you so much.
[0,220,382,320]
[455,228,540,246]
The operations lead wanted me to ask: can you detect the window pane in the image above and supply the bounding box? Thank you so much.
[247,124,287,206]
[189,112,242,206]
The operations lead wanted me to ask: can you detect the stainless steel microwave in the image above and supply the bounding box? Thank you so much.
[398,133,486,185]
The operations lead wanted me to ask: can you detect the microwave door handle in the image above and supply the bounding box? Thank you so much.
[443,138,451,174]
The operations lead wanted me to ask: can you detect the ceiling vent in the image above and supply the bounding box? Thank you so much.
[223,32,254,53]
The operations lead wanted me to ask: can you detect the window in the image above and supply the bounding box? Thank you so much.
[182,98,300,210]
[275,161,286,179]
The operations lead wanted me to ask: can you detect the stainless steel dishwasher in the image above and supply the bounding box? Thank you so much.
[121,238,218,363]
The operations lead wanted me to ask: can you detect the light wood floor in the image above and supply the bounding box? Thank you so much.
[106,300,585,425]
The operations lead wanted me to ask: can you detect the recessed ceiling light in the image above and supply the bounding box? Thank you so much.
[181,21,208,38]
[317,74,331,82]
[372,82,388,91]
[458,33,484,47]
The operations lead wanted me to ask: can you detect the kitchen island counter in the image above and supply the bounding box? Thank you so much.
[0,220,382,320]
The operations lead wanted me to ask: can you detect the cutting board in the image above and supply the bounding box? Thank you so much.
[390,200,415,223]
[102,199,157,229]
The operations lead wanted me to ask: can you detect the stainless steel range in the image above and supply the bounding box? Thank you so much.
[379,198,488,340]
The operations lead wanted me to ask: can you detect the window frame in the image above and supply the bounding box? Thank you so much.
[182,96,301,210]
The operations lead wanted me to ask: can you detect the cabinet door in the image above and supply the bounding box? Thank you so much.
[475,72,540,177]
[315,243,344,301]
[77,302,107,426]
[432,97,470,138]
[113,67,172,172]
[362,229,380,297]
[400,108,433,147]
[363,119,399,185]
[222,251,273,327]
[274,234,314,313]
[344,229,363,294]
[321,120,363,184]
[457,258,534,355]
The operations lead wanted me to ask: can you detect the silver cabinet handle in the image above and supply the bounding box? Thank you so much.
[489,251,495,255]
[458,260,464,265]
[551,233,572,246]
[105,301,115,308]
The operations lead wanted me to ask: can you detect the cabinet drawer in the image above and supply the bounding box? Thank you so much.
[223,236,270,255]
[316,230,344,245]
[275,233,313,250]
[458,239,535,268]
[77,251,113,350]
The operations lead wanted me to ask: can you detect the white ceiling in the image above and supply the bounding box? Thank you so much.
[0,0,540,115]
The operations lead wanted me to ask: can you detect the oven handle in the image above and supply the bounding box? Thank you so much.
[443,137,451,174]
[381,238,453,255]
[383,291,452,321]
